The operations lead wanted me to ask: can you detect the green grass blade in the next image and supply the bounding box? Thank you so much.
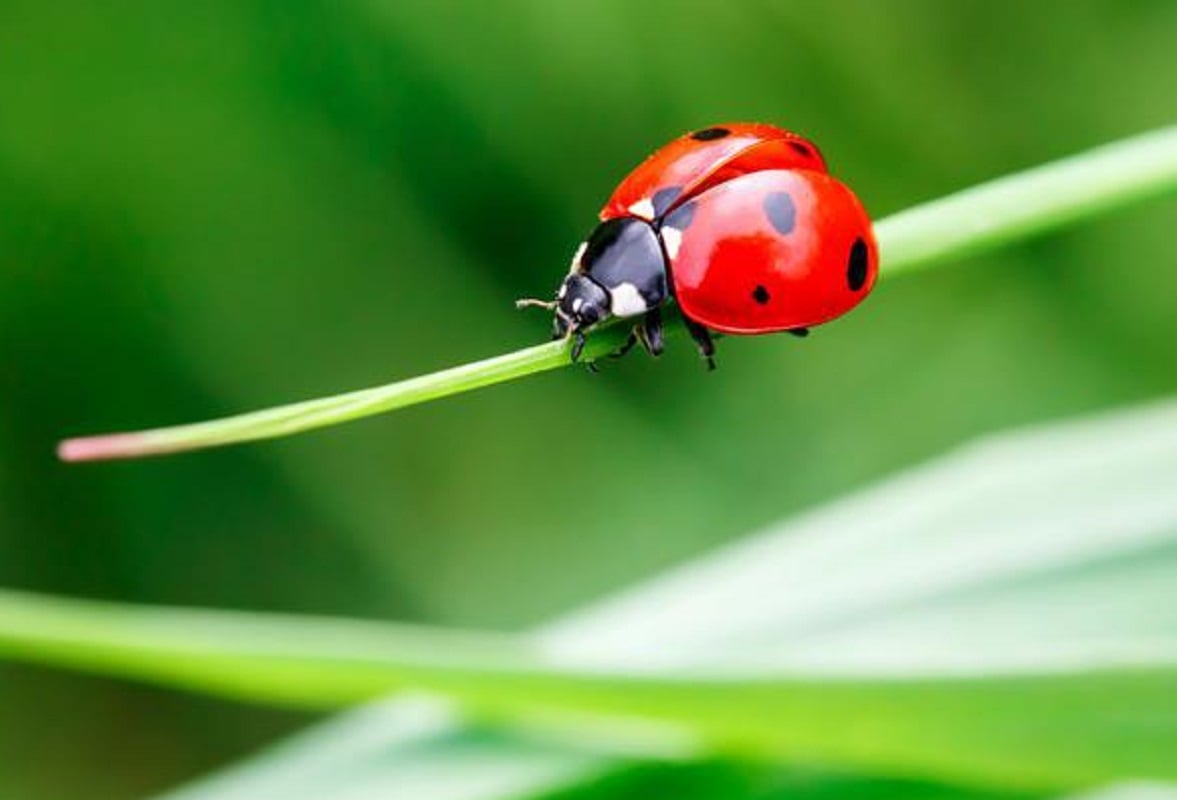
[57,339,583,462]
[15,398,1177,791]
[1068,786,1177,800]
[57,125,1177,462]
[1,586,1176,791]
[157,699,609,800]
[151,403,1177,800]
[161,714,1045,800]
[877,125,1177,275]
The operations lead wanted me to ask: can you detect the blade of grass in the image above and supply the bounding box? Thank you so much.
[1069,785,1177,800]
[16,398,1177,791]
[1,585,1177,791]
[878,124,1177,275]
[153,398,1177,799]
[57,125,1177,462]
[162,712,1045,800]
[158,698,611,800]
[56,338,605,462]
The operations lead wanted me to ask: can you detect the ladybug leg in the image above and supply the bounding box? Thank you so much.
[682,317,717,371]
[789,327,810,338]
[635,308,664,357]
[570,329,588,362]
[573,329,604,372]
[609,331,639,359]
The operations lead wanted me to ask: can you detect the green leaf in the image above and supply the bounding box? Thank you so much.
[158,699,610,800]
[3,586,1174,790]
[56,125,1177,462]
[8,398,1177,792]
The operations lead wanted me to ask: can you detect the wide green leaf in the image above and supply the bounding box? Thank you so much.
[6,398,1177,793]
[3,584,1175,789]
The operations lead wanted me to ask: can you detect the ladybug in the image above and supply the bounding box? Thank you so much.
[518,123,877,368]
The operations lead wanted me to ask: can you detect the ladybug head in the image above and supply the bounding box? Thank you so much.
[553,274,611,339]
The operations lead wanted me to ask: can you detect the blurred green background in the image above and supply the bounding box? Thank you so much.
[1,1,1175,797]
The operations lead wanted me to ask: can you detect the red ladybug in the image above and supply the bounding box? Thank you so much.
[518,123,877,368]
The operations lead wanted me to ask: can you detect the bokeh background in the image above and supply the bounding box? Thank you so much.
[1,1,1176,797]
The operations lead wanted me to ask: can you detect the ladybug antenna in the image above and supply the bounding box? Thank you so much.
[515,297,557,311]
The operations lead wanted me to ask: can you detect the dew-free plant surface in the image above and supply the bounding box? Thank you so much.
[4,5,1177,797]
[6,394,1177,797]
[57,125,1177,462]
[0,125,1174,798]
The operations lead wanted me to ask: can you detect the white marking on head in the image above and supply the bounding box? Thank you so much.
[572,297,584,313]
[661,226,683,260]
[568,241,587,273]
[610,282,649,318]
[557,282,568,299]
[628,199,655,220]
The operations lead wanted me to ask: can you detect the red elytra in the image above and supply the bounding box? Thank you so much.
[610,123,873,335]
[521,123,877,364]
[665,168,876,334]
[601,123,829,222]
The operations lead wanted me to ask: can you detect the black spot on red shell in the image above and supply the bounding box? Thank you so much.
[691,127,731,141]
[752,285,771,304]
[661,200,696,231]
[651,186,683,217]
[847,238,869,291]
[789,141,812,158]
[763,192,796,235]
